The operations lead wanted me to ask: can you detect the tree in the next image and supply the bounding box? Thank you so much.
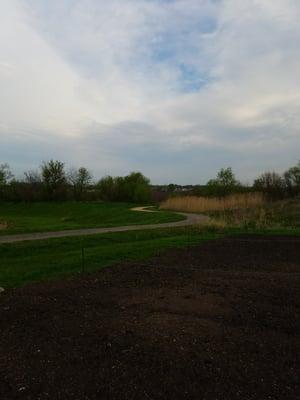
[167,184,176,193]
[41,160,66,200]
[24,169,42,184]
[206,167,241,197]
[122,172,151,203]
[0,163,13,186]
[253,171,285,200]
[97,172,151,203]
[97,176,116,201]
[284,161,300,197]
[68,167,92,200]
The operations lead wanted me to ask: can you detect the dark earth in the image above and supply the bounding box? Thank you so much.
[0,236,300,400]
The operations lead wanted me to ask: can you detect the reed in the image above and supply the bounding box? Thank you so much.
[160,192,264,213]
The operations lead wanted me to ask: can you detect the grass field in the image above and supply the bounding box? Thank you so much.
[1,199,299,289]
[1,224,300,288]
[0,201,184,235]
[0,227,222,288]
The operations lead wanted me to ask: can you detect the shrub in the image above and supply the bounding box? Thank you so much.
[97,172,151,203]
[253,171,285,200]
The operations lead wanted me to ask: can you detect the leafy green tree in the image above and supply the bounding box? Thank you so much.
[0,163,13,186]
[284,161,300,196]
[0,163,14,199]
[167,184,176,193]
[41,160,66,200]
[206,167,241,197]
[97,172,151,203]
[97,175,117,201]
[123,172,151,203]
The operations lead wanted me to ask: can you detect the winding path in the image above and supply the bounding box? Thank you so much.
[0,208,210,244]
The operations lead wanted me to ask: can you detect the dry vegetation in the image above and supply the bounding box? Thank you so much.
[160,192,264,213]
[161,195,300,230]
[205,208,272,230]
[0,220,10,231]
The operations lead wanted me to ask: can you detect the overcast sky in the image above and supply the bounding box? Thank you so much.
[0,0,299,184]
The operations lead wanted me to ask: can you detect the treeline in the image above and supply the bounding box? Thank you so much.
[0,160,151,203]
[253,163,300,199]
[158,162,300,201]
[0,160,299,203]
[202,162,300,199]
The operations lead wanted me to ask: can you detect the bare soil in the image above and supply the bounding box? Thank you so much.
[0,236,299,400]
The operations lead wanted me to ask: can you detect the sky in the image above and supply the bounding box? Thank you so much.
[0,0,299,184]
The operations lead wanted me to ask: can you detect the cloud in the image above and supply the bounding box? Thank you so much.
[0,0,299,183]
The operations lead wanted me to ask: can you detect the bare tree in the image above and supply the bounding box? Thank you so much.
[24,169,42,184]
[254,171,285,200]
[68,167,92,200]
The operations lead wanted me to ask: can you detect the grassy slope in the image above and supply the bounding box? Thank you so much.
[0,202,184,235]
[0,227,220,288]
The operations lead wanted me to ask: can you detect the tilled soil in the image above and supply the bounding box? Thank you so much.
[0,236,299,400]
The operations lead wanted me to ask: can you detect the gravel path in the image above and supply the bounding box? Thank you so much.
[0,209,209,244]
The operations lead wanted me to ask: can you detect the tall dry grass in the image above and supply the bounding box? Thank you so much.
[205,207,272,230]
[160,193,264,213]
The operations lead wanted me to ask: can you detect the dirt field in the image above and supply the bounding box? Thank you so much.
[0,236,299,400]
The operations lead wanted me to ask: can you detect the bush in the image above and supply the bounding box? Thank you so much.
[253,172,286,200]
[97,172,151,203]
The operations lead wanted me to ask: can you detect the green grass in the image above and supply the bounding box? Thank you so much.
[1,199,299,289]
[0,227,220,288]
[1,224,299,289]
[0,201,184,235]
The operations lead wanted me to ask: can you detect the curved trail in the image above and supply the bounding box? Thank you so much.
[0,208,210,244]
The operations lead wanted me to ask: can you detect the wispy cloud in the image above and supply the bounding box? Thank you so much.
[0,0,299,183]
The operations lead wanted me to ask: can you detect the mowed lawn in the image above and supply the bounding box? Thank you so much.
[0,228,219,288]
[0,201,184,235]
